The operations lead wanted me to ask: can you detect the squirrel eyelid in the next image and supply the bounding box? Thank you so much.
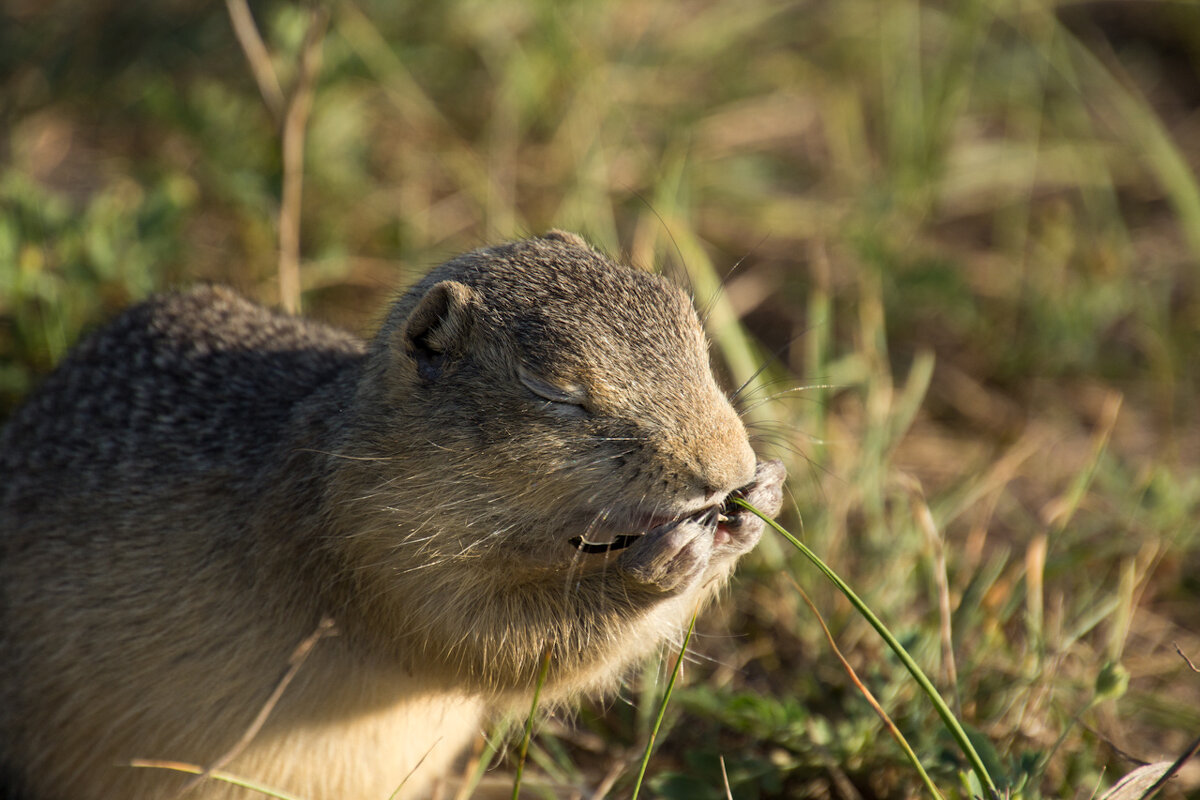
[517,366,587,406]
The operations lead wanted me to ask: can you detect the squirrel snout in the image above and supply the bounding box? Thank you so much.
[695,421,757,504]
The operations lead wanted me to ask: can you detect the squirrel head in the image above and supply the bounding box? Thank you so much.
[364,232,756,548]
[340,232,780,695]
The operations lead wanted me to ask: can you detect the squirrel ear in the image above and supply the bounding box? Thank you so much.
[403,280,475,380]
[542,229,591,250]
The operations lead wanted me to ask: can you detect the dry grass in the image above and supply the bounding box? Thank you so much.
[2,0,1199,797]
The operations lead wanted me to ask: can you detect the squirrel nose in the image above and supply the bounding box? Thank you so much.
[698,436,756,502]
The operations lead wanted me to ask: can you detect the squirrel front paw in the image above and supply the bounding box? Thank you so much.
[712,458,785,557]
[618,459,786,594]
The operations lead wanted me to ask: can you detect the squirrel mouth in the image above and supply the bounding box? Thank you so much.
[569,491,745,554]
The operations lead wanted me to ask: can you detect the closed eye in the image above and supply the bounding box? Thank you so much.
[518,366,589,412]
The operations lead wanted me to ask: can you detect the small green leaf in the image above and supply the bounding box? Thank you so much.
[1095,661,1129,703]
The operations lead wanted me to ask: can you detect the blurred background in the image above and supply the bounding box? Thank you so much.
[2,0,1199,797]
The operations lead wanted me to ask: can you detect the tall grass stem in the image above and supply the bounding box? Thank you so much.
[734,498,1000,797]
[630,608,699,800]
[511,647,553,800]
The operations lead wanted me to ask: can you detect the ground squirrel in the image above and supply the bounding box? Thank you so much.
[0,231,785,800]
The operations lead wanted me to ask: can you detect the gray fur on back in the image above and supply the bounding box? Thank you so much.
[0,285,364,534]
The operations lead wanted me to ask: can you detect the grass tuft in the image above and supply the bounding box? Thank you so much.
[736,496,1000,797]
[5,0,1200,796]
[631,609,700,800]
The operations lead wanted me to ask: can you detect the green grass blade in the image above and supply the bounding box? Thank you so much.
[630,609,699,800]
[128,760,306,800]
[1062,28,1200,264]
[733,498,1001,797]
[455,721,513,800]
[511,647,553,800]
[792,578,945,800]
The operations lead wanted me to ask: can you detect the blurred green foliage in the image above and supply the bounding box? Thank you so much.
[3,0,1200,797]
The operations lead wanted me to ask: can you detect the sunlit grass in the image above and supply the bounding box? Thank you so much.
[736,496,998,796]
[128,760,303,800]
[4,0,1200,797]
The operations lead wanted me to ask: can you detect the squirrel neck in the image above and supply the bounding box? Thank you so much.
[245,360,462,689]
[243,359,370,638]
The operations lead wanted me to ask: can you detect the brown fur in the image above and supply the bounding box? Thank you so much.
[0,231,784,799]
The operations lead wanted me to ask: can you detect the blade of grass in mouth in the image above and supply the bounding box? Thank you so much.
[732,496,1001,798]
